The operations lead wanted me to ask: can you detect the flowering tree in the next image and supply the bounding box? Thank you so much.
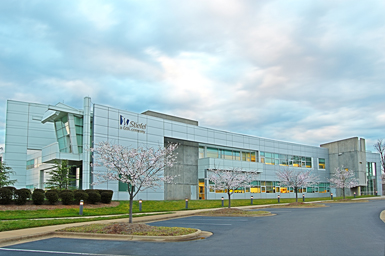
[276,169,318,202]
[329,167,359,199]
[208,168,258,208]
[91,141,178,223]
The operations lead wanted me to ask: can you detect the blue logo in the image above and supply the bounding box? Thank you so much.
[120,115,129,126]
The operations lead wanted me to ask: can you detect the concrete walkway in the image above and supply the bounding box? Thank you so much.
[1,197,383,247]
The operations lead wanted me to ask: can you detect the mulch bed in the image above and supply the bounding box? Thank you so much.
[0,201,120,211]
[60,223,197,236]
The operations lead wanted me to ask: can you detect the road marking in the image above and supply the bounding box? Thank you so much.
[171,223,232,226]
[0,248,127,256]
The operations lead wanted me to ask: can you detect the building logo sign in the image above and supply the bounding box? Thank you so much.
[120,115,147,134]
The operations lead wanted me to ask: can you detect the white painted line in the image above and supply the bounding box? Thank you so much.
[0,248,125,256]
[174,223,232,226]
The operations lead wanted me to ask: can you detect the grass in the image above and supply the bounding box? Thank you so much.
[0,213,169,232]
[60,223,197,236]
[0,195,376,232]
[0,195,374,220]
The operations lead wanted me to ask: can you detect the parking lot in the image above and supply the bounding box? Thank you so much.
[1,200,385,256]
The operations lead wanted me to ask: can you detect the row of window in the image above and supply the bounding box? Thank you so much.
[198,146,326,169]
[199,146,257,162]
[208,181,330,194]
[260,152,313,168]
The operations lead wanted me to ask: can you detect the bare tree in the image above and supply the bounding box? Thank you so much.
[208,168,258,208]
[276,169,318,202]
[374,139,385,176]
[329,167,359,199]
[91,141,178,223]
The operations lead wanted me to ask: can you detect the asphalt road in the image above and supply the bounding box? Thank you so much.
[1,200,385,256]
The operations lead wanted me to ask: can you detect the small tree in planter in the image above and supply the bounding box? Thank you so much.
[329,167,359,199]
[91,141,178,223]
[208,168,258,208]
[276,169,318,202]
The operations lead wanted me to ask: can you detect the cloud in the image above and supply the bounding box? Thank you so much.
[0,0,384,152]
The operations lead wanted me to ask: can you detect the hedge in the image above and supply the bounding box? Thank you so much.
[14,189,30,205]
[46,190,59,205]
[32,191,45,205]
[0,188,13,205]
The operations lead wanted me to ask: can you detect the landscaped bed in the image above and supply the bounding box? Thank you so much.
[60,223,197,236]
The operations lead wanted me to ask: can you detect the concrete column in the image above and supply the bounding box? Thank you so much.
[82,97,91,189]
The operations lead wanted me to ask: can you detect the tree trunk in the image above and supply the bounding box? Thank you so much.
[129,193,134,223]
[228,191,231,208]
[343,188,345,199]
[295,187,298,202]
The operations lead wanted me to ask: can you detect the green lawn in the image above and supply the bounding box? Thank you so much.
[0,195,373,220]
[0,213,170,232]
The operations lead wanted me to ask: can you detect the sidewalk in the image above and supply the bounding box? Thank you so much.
[1,197,383,247]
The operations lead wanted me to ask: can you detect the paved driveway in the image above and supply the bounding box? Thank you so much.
[1,200,385,256]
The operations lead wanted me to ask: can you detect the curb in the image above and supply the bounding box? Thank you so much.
[0,229,205,247]
[54,229,203,242]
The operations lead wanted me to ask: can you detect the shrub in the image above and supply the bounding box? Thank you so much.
[48,189,59,195]
[32,191,45,205]
[33,189,45,195]
[101,191,113,204]
[85,189,100,195]
[14,189,30,205]
[59,189,73,198]
[74,191,89,204]
[45,190,59,205]
[3,186,16,197]
[0,188,13,205]
[19,188,32,200]
[60,191,74,205]
[87,191,101,204]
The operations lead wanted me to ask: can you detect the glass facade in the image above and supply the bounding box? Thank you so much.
[362,162,377,195]
[55,115,71,153]
[54,115,84,154]
[209,179,330,194]
[260,152,312,168]
[74,116,84,153]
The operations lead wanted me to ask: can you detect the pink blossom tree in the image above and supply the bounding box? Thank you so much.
[276,169,318,202]
[329,167,359,199]
[91,141,178,223]
[208,168,258,208]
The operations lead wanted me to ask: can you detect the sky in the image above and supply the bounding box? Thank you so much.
[0,0,384,152]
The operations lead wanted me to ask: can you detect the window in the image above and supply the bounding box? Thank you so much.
[223,149,233,160]
[206,147,218,158]
[319,158,326,169]
[199,146,205,158]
